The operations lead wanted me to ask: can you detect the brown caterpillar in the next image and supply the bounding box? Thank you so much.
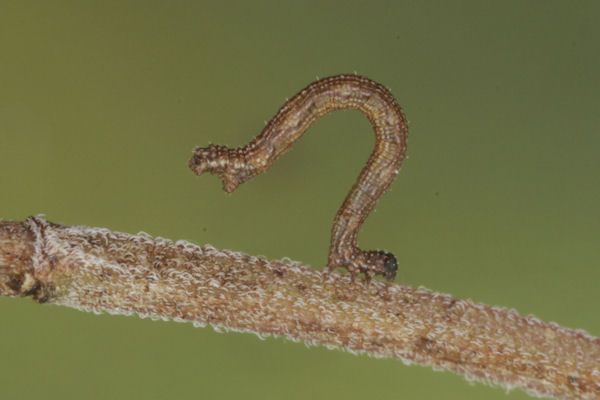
[190,74,408,281]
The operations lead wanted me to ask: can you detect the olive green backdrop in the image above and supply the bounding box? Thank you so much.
[1,2,598,399]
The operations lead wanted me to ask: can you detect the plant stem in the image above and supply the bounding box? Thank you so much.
[1,217,598,399]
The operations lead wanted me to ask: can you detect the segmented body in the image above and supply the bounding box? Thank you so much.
[190,74,408,281]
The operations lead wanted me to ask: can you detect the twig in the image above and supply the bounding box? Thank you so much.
[1,216,598,399]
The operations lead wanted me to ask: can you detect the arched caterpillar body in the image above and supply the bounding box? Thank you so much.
[190,74,408,281]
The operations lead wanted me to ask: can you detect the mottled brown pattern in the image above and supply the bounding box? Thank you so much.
[190,75,408,281]
[1,218,599,399]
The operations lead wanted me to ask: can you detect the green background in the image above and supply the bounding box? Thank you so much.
[1,2,598,399]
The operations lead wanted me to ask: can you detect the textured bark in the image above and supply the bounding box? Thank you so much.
[1,217,598,399]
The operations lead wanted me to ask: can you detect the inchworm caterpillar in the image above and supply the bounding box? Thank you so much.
[190,74,408,281]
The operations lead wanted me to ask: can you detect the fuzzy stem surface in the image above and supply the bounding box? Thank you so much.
[0,217,598,399]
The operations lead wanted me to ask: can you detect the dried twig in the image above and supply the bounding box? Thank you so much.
[0,217,598,399]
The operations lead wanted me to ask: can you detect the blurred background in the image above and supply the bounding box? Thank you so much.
[1,1,598,399]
